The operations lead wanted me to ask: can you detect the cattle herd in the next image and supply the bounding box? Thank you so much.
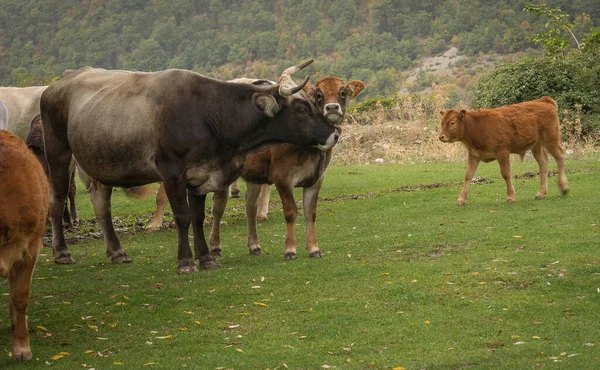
[0,60,569,361]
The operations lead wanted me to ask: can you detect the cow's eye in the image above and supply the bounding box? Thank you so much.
[297,105,310,115]
[450,121,456,126]
[340,89,347,99]
[316,91,323,101]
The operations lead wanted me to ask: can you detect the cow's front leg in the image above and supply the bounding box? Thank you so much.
[209,189,229,256]
[87,179,131,263]
[147,182,168,232]
[46,151,74,263]
[497,153,515,203]
[302,178,324,258]
[188,190,220,269]
[276,183,298,260]
[458,154,480,206]
[245,182,264,255]
[162,179,196,273]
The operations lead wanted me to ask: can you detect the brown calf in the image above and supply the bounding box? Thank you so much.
[0,131,49,361]
[438,96,569,205]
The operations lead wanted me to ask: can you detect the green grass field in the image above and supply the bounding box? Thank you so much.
[1,155,599,369]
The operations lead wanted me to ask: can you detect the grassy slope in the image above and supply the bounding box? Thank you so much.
[1,156,599,369]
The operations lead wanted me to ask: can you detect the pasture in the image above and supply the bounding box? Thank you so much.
[1,155,599,369]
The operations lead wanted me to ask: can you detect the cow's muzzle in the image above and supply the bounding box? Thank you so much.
[317,129,340,151]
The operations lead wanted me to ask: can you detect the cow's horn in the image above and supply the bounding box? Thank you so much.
[279,76,310,96]
[278,60,313,96]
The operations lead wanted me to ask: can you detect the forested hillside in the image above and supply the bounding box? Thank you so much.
[1,0,599,98]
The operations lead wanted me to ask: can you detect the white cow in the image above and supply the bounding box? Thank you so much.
[0,86,48,139]
[0,100,7,131]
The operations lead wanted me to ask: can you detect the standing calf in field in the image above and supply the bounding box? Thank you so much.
[438,96,569,205]
[0,131,49,361]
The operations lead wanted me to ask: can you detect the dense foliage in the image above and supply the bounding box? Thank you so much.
[473,5,600,137]
[1,0,599,98]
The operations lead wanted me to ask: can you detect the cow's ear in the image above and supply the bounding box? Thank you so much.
[459,110,467,119]
[253,93,280,118]
[346,80,365,98]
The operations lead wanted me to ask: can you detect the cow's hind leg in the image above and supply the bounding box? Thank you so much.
[8,240,38,362]
[531,142,549,199]
[209,189,229,256]
[497,153,515,203]
[188,190,220,269]
[303,178,324,258]
[44,135,75,264]
[147,182,168,232]
[257,184,271,221]
[68,170,79,226]
[276,183,298,260]
[229,180,241,198]
[245,182,264,255]
[86,179,131,263]
[545,142,569,195]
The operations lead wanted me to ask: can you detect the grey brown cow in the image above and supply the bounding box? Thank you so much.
[0,86,47,139]
[439,96,569,205]
[41,61,339,273]
[0,130,49,361]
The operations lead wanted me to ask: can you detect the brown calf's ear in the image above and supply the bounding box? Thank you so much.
[459,110,467,119]
[252,93,280,118]
[346,80,366,98]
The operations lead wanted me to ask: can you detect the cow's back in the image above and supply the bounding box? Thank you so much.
[0,86,48,139]
[0,100,7,131]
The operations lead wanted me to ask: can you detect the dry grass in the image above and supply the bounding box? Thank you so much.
[334,85,599,165]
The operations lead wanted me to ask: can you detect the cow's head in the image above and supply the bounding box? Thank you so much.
[438,109,467,143]
[250,60,339,151]
[308,77,365,127]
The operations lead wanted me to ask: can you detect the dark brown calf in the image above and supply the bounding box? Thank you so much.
[439,96,569,205]
[25,115,79,227]
[0,130,49,361]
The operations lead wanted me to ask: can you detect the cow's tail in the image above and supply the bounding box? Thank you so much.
[540,96,558,108]
[123,185,155,200]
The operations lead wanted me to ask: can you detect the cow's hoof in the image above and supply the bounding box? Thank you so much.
[249,248,262,256]
[506,199,515,203]
[55,256,75,264]
[230,192,241,199]
[200,260,221,269]
[257,215,268,222]
[146,225,160,232]
[177,265,198,274]
[12,351,32,362]
[456,200,466,206]
[210,248,222,256]
[535,194,545,200]
[561,187,569,195]
[284,252,297,260]
[309,251,322,258]
[203,219,210,226]
[111,255,132,264]
[72,219,80,227]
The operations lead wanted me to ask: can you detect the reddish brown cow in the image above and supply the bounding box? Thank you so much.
[438,96,569,205]
[0,131,49,361]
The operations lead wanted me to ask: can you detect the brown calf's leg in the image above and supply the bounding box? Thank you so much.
[545,143,569,195]
[302,178,324,258]
[229,180,241,198]
[147,182,168,232]
[458,154,480,206]
[245,182,264,255]
[8,241,38,362]
[276,183,298,260]
[257,184,271,221]
[209,189,229,256]
[531,142,549,199]
[87,179,131,263]
[497,153,515,203]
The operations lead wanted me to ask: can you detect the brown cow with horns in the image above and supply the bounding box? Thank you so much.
[0,130,49,361]
[438,96,569,205]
